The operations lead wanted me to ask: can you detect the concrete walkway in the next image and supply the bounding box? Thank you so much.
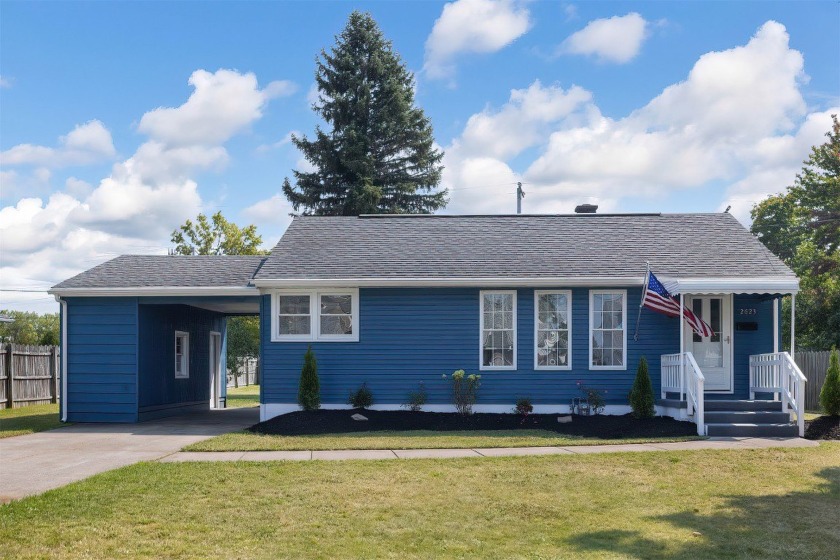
[0,407,259,502]
[160,436,819,462]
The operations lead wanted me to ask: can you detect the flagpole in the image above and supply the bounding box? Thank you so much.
[634,261,650,341]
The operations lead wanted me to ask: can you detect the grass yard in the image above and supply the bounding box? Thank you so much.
[185,429,703,451]
[225,384,259,408]
[0,403,64,439]
[1,444,838,559]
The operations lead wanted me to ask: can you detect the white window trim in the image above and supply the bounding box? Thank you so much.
[270,288,359,342]
[174,331,190,379]
[479,290,517,371]
[588,289,628,371]
[534,290,572,371]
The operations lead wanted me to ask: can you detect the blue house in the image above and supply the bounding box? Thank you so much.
[49,212,807,436]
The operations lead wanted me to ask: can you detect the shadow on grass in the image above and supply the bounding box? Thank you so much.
[0,412,64,437]
[566,466,840,558]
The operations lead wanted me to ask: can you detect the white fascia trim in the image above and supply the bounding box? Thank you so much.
[254,277,644,289]
[261,403,635,421]
[48,287,260,297]
[660,277,799,295]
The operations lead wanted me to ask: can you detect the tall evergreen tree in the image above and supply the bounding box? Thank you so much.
[282,11,447,215]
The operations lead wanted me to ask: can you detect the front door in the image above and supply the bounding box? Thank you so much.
[209,332,222,408]
[684,295,732,392]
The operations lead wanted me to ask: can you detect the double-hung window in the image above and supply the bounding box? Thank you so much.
[535,291,571,370]
[480,291,516,370]
[272,289,359,342]
[174,331,189,378]
[589,290,627,369]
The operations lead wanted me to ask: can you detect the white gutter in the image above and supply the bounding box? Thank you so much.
[48,286,260,297]
[252,277,645,288]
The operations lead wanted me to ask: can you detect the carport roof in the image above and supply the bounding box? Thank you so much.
[51,255,266,293]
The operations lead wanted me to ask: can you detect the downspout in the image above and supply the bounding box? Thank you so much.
[56,296,68,422]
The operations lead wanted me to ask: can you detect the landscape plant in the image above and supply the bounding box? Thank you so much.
[629,356,656,418]
[403,382,427,412]
[514,397,533,417]
[348,383,374,409]
[444,370,481,415]
[297,346,320,411]
[819,347,840,416]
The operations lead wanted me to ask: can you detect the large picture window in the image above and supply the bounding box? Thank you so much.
[535,291,571,370]
[271,289,358,342]
[589,290,627,370]
[480,291,516,370]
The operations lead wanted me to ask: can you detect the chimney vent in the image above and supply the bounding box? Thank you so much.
[574,204,598,214]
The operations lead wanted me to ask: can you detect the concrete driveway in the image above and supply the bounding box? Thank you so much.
[0,406,258,502]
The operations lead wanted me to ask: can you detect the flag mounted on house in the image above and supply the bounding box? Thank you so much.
[640,267,714,337]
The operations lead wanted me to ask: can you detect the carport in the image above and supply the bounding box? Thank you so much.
[49,255,265,423]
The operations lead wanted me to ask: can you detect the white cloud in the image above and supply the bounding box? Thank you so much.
[0,75,12,89]
[424,0,531,80]
[138,69,294,146]
[256,131,298,153]
[0,120,116,167]
[1,69,291,311]
[443,21,827,223]
[559,12,648,63]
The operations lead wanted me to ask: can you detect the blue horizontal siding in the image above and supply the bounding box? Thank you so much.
[261,288,682,406]
[65,296,139,422]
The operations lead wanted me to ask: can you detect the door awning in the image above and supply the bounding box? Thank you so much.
[661,277,799,295]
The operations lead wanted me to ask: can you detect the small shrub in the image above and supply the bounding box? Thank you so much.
[403,382,428,412]
[629,356,656,418]
[820,347,840,416]
[514,397,533,416]
[443,369,481,415]
[297,346,320,411]
[348,383,374,409]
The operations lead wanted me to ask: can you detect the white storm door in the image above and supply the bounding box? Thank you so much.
[684,295,732,392]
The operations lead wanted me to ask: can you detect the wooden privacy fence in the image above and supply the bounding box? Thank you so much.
[0,344,60,409]
[796,350,832,412]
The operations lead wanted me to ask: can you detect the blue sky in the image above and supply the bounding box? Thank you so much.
[1,0,838,312]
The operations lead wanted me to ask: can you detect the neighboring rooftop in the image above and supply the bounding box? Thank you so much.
[255,213,795,281]
[52,255,266,289]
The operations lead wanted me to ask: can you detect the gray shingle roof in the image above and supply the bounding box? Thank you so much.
[255,213,795,281]
[53,255,266,289]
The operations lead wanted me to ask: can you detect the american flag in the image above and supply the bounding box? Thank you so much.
[642,269,714,337]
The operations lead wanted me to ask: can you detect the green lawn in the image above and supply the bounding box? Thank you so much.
[185,429,703,451]
[1,444,837,559]
[0,403,64,439]
[225,384,259,408]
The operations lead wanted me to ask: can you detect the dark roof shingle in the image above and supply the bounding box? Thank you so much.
[254,213,795,281]
[53,255,266,289]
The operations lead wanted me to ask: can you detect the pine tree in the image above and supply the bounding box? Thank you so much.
[820,347,840,416]
[298,346,320,411]
[283,11,447,215]
[629,356,655,418]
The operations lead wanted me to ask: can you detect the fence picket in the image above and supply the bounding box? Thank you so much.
[795,351,832,412]
[0,344,61,409]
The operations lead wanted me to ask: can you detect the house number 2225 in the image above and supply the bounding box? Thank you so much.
[739,308,757,315]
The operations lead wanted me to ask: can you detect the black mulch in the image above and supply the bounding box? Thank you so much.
[804,415,840,440]
[248,409,698,439]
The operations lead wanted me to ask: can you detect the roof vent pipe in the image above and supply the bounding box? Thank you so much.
[574,204,598,214]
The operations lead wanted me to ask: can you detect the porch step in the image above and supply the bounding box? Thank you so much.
[706,423,799,437]
[704,400,783,412]
[704,411,791,424]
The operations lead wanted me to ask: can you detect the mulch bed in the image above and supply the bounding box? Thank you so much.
[804,415,840,440]
[249,409,698,439]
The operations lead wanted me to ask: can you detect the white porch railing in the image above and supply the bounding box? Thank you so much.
[750,352,806,437]
[661,352,706,436]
